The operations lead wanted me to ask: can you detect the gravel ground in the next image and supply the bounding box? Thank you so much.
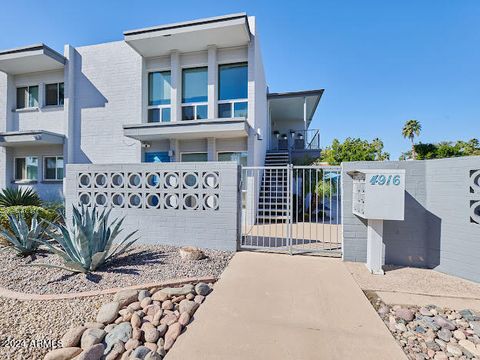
[347,262,480,299]
[0,245,233,294]
[0,295,110,359]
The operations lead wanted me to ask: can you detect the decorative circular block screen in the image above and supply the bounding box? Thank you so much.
[76,170,221,211]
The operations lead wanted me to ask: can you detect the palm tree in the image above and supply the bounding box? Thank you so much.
[402,120,422,160]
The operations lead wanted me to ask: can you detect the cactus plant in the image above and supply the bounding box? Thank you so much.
[0,213,44,256]
[33,205,138,273]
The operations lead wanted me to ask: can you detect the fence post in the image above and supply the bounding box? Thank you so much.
[288,164,294,255]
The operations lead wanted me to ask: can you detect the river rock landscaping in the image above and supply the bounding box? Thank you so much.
[0,295,110,359]
[41,282,213,360]
[368,291,480,359]
[0,245,232,294]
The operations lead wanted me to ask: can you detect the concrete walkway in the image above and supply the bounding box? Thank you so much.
[167,252,406,360]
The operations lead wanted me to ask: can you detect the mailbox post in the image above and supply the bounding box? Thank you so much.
[347,169,406,275]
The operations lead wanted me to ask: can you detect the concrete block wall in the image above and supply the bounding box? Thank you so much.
[65,162,241,251]
[342,156,480,283]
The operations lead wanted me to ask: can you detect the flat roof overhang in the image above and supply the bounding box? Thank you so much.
[123,118,250,141]
[124,13,251,57]
[0,130,65,147]
[0,44,66,75]
[268,89,324,127]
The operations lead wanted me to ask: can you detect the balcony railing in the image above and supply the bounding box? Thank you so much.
[273,129,320,151]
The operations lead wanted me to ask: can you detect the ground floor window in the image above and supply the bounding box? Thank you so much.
[181,152,208,162]
[217,151,248,166]
[44,156,64,180]
[15,157,38,180]
[144,152,170,163]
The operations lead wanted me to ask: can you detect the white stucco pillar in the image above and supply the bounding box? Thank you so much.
[303,96,307,131]
[38,82,45,108]
[169,139,180,162]
[207,46,217,119]
[64,44,76,165]
[207,137,216,161]
[247,37,255,128]
[170,51,181,122]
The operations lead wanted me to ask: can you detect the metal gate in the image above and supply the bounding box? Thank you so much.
[241,165,342,255]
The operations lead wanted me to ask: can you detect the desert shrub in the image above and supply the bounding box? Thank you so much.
[33,205,138,273]
[0,188,41,207]
[0,206,57,247]
[0,213,45,256]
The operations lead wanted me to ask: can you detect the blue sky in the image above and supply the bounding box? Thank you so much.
[1,0,479,159]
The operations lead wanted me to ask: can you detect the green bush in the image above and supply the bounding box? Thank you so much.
[0,206,57,246]
[0,188,41,207]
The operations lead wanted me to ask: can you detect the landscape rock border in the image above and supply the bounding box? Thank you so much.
[45,281,214,360]
[0,276,217,301]
[366,290,480,359]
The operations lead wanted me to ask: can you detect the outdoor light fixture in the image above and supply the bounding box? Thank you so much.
[273,131,280,138]
[281,134,287,140]
[141,142,151,148]
[256,128,263,141]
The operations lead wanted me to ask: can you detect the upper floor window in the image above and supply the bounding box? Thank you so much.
[16,86,39,109]
[182,67,208,120]
[15,156,38,181]
[45,83,64,106]
[218,63,248,119]
[148,71,171,123]
[44,156,64,180]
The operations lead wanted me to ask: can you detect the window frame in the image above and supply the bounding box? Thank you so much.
[43,156,64,181]
[45,82,64,107]
[181,103,208,121]
[147,70,172,123]
[180,152,208,162]
[16,85,39,110]
[181,66,208,120]
[14,156,39,181]
[217,62,248,119]
[216,151,248,166]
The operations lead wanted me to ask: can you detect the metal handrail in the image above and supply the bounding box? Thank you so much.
[290,129,320,150]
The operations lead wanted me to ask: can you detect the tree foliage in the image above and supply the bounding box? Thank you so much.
[399,139,480,160]
[402,120,422,159]
[320,137,390,165]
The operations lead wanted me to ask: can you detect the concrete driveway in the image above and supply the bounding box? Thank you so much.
[166,252,407,360]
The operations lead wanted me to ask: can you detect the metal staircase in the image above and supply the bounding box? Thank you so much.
[257,152,290,223]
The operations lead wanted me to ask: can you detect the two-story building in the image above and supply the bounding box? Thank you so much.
[0,13,323,201]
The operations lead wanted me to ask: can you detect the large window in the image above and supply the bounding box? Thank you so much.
[45,83,64,106]
[181,153,208,162]
[217,151,248,166]
[15,157,38,181]
[44,156,64,180]
[218,63,248,118]
[148,71,172,123]
[16,86,39,109]
[182,67,208,120]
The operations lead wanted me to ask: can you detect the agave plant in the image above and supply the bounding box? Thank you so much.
[33,205,138,273]
[0,213,44,256]
[0,187,41,207]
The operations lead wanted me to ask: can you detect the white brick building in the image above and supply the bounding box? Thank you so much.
[0,13,323,200]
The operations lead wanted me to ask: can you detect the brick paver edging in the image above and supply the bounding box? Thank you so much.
[0,276,217,301]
